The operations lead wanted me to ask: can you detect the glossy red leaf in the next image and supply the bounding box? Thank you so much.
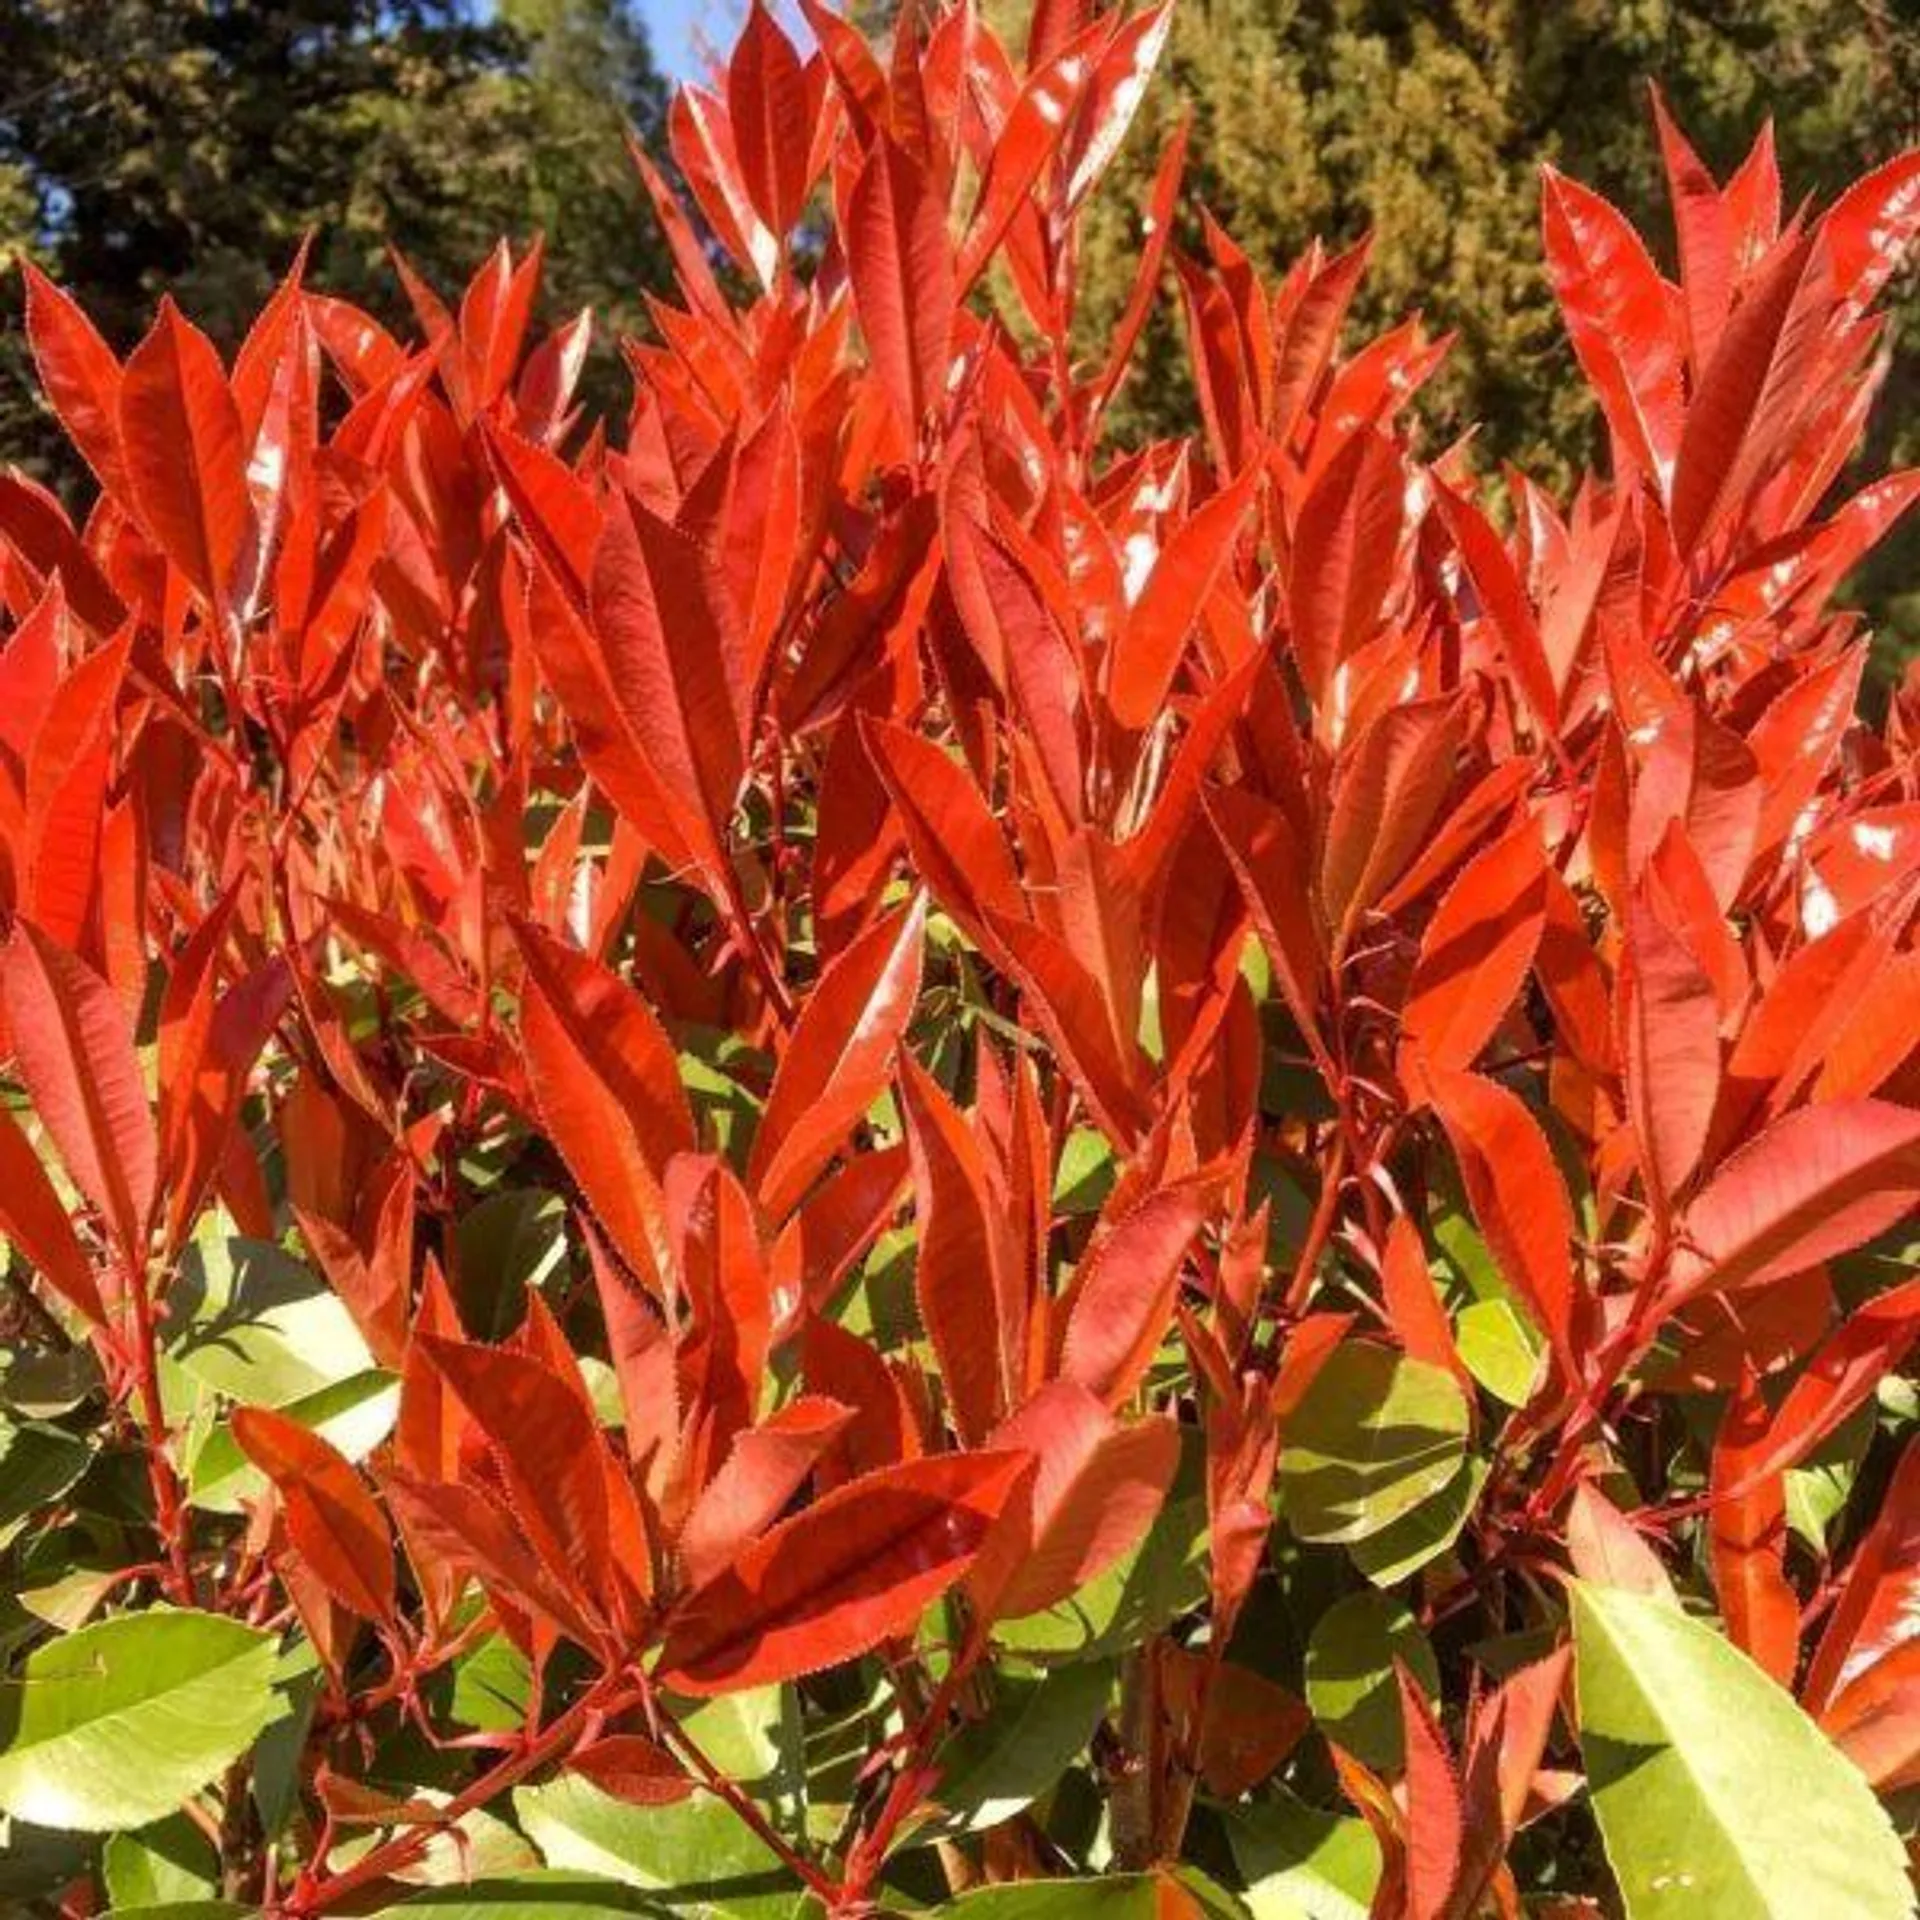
[2,923,157,1267]
[1669,1100,1920,1303]
[0,1102,106,1328]
[1399,821,1550,1075]
[1805,1439,1920,1716]
[1422,1064,1577,1376]
[1058,1175,1212,1406]
[1540,167,1684,496]
[119,298,253,614]
[900,1057,1016,1445]
[1287,424,1404,701]
[750,895,927,1221]
[1669,229,1825,556]
[591,491,750,884]
[1110,466,1257,730]
[656,1449,1031,1695]
[232,1405,395,1625]
[972,1382,1180,1621]
[1708,1368,1800,1684]
[678,1396,854,1592]
[728,0,819,239]
[846,133,953,441]
[515,919,694,1288]
[1619,892,1721,1224]
[1395,1663,1464,1920]
[22,266,127,500]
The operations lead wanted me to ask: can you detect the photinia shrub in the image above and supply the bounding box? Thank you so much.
[1,5,1918,1914]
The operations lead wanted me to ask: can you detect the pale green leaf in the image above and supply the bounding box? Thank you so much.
[1278,1344,1469,1545]
[1304,1591,1439,1769]
[0,1610,279,1831]
[1225,1791,1383,1920]
[516,1774,799,1920]
[1349,1458,1485,1587]
[1572,1581,1911,1918]
[103,1813,217,1908]
[913,1662,1113,1842]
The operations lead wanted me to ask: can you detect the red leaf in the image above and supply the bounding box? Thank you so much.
[232,1405,395,1625]
[0,1102,106,1327]
[1398,820,1550,1075]
[1540,167,1684,497]
[1205,785,1324,1048]
[1422,1065,1578,1376]
[24,626,128,951]
[1619,891,1721,1225]
[1380,1215,1468,1389]
[656,1450,1030,1695]
[678,1396,854,1592]
[2,924,157,1267]
[1110,466,1257,731]
[590,492,750,885]
[1395,1663,1463,1920]
[900,1058,1017,1445]
[846,133,954,441]
[119,298,253,613]
[1708,1369,1800,1685]
[568,1735,693,1808]
[749,896,927,1220]
[1320,696,1467,948]
[1058,1175,1212,1406]
[1287,424,1404,701]
[945,513,1086,827]
[418,1335,614,1629]
[1669,1100,1920,1303]
[22,266,127,500]
[1823,150,1920,317]
[514,919,694,1288]
[728,0,819,239]
[972,1382,1179,1621]
[1805,1439,1920,1716]
[1722,1282,1920,1495]
[862,715,1022,957]
[158,889,293,1256]
[1668,229,1826,557]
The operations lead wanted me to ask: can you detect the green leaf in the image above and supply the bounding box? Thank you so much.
[371,1873,691,1917]
[1225,1791,1383,1920]
[447,1628,532,1734]
[1278,1343,1469,1545]
[1054,1129,1117,1216]
[1348,1457,1485,1587]
[1572,1581,1910,1918]
[105,1905,253,1918]
[515,1774,799,1920]
[1454,1299,1543,1407]
[251,1635,323,1840]
[0,1417,91,1548]
[1304,1591,1439,1769]
[933,1871,1248,1920]
[103,1813,217,1908]
[453,1189,568,1339]
[913,1662,1114,1842]
[164,1233,374,1409]
[0,1609,279,1830]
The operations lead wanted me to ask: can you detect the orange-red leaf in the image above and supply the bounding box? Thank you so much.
[119,298,253,612]
[232,1404,395,1624]
[750,896,926,1220]
[2,924,157,1267]
[656,1450,1030,1694]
